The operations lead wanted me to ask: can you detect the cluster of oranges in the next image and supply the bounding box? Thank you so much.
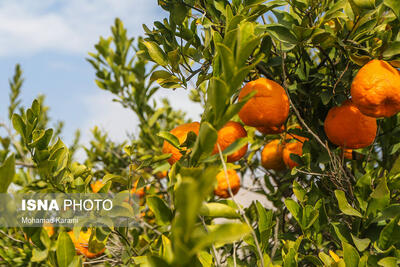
[162,120,248,199]
[76,60,400,259]
[325,60,400,156]
[237,78,307,171]
[260,59,400,171]
[161,59,400,198]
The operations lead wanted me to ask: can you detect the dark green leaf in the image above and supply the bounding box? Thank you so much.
[383,41,400,58]
[384,0,400,18]
[378,216,400,250]
[158,131,180,149]
[265,24,297,44]
[56,232,76,267]
[146,196,173,225]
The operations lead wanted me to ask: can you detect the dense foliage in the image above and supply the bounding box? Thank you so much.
[1,0,400,266]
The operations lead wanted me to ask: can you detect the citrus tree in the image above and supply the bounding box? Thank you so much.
[1,0,400,266]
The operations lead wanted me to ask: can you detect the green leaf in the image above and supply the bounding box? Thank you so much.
[161,235,173,263]
[199,202,240,218]
[40,227,51,248]
[334,190,362,217]
[332,222,352,244]
[318,252,333,266]
[143,41,169,66]
[190,122,218,164]
[351,234,370,252]
[256,201,273,251]
[102,173,127,185]
[31,248,48,262]
[56,232,76,267]
[374,204,400,222]
[193,223,251,251]
[323,1,347,21]
[172,166,219,259]
[285,198,301,223]
[378,216,400,250]
[158,131,180,149]
[349,54,371,66]
[384,0,400,19]
[293,180,306,203]
[342,242,360,267]
[197,251,213,267]
[265,24,297,44]
[146,196,173,226]
[0,154,15,193]
[383,41,400,58]
[217,137,249,157]
[12,114,26,139]
[147,256,171,267]
[378,257,398,267]
[353,0,375,9]
[216,43,235,81]
[367,176,390,216]
[150,70,173,82]
[283,248,297,267]
[302,205,319,229]
[389,155,400,176]
[170,2,188,25]
[67,256,82,267]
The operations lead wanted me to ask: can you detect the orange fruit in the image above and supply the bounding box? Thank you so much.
[90,180,105,193]
[341,148,364,160]
[43,223,54,237]
[214,169,241,198]
[155,171,168,179]
[342,148,353,160]
[131,179,146,198]
[212,121,248,162]
[324,100,377,149]
[261,140,286,171]
[282,128,308,169]
[351,60,400,117]
[238,78,289,127]
[256,124,285,135]
[162,122,200,165]
[68,229,105,258]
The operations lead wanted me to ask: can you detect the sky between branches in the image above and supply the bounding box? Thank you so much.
[0,0,203,146]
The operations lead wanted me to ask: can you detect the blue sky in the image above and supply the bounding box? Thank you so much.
[0,0,202,147]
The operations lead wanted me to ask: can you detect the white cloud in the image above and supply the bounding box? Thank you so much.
[80,91,139,144]
[79,88,203,145]
[0,0,162,57]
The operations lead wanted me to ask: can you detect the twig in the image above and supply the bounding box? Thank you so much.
[141,221,163,236]
[0,230,24,244]
[233,241,237,267]
[316,45,337,79]
[279,50,329,152]
[270,217,280,259]
[295,169,330,177]
[279,46,354,199]
[217,144,265,267]
[15,161,35,168]
[200,216,221,267]
[332,61,350,95]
